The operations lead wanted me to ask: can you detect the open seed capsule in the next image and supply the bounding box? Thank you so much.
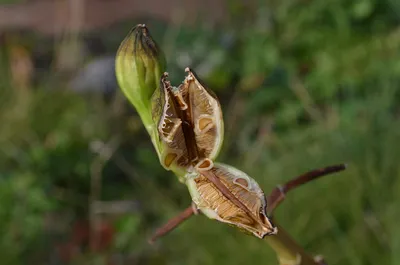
[151,73,190,174]
[151,68,224,177]
[186,161,277,238]
[180,68,224,162]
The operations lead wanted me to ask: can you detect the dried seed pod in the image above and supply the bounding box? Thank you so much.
[186,161,277,238]
[151,73,190,177]
[151,68,224,178]
[180,68,224,161]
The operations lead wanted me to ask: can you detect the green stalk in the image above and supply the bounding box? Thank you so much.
[266,223,320,265]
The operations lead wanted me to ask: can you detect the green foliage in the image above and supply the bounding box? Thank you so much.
[1,0,400,264]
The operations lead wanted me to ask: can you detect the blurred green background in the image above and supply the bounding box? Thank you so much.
[1,0,400,264]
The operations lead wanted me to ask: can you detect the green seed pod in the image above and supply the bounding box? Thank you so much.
[115,24,166,136]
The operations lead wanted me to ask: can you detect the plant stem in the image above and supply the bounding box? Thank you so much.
[267,164,347,215]
[265,222,319,265]
[148,204,196,244]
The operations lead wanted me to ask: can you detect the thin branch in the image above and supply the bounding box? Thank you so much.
[267,164,346,215]
[148,203,197,244]
[283,164,347,193]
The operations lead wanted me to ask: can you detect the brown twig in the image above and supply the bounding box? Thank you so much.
[148,163,347,243]
[283,164,347,193]
[148,203,197,244]
[266,164,347,215]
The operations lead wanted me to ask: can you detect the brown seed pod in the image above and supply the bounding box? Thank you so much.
[151,72,189,170]
[180,68,224,162]
[151,68,224,174]
[186,160,277,238]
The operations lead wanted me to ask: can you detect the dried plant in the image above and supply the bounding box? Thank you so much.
[115,24,346,265]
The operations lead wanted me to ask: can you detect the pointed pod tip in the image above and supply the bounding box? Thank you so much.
[136,23,147,29]
[184,67,195,81]
[128,24,148,35]
[138,24,149,36]
[161,72,172,90]
[161,72,170,83]
[261,226,278,239]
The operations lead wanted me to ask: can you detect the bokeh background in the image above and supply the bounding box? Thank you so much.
[1,0,400,264]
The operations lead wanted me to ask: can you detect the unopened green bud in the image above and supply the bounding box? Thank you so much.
[115,24,166,129]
